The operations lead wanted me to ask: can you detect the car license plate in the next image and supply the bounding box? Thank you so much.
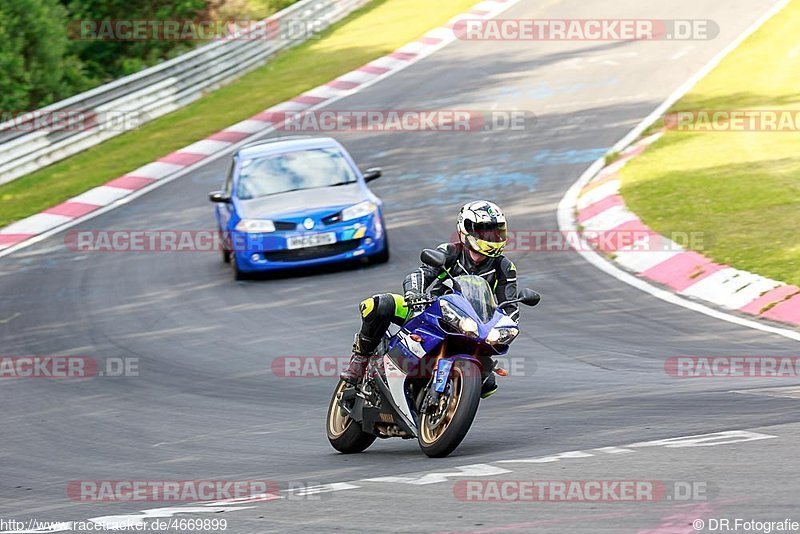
[287,232,336,250]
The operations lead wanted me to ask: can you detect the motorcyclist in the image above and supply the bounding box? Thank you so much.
[340,200,518,398]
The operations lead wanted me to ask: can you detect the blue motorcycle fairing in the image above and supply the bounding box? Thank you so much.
[439,293,508,339]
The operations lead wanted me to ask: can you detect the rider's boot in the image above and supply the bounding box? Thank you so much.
[340,333,379,385]
[481,371,498,398]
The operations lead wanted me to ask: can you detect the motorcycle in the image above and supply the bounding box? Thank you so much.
[326,248,540,458]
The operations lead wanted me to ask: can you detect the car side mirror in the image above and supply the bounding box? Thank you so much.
[516,288,541,307]
[363,167,382,182]
[208,190,231,203]
[421,248,446,268]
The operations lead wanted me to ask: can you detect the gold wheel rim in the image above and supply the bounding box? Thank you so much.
[420,366,463,445]
[327,381,352,438]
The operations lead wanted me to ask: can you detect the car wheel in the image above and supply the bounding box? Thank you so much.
[231,254,248,281]
[370,237,390,264]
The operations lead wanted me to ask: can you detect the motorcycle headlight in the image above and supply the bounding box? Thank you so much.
[440,300,479,338]
[341,201,377,221]
[235,219,276,233]
[487,326,519,345]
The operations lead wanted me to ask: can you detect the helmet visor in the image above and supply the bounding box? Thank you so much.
[466,220,507,245]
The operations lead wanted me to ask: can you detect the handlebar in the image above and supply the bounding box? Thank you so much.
[405,294,435,310]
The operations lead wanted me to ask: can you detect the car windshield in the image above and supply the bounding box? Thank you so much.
[236,147,357,199]
[453,275,497,323]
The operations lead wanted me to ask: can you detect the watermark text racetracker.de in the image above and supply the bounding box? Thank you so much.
[454,479,714,502]
[64,229,711,253]
[256,110,535,133]
[67,479,329,502]
[453,19,719,41]
[0,110,149,132]
[481,230,709,252]
[68,18,327,41]
[65,230,255,253]
[271,355,532,379]
[666,356,800,378]
[665,110,800,132]
[0,356,138,379]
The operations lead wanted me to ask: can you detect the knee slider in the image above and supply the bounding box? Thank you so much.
[359,297,377,318]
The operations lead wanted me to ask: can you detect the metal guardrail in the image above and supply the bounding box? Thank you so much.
[0,0,369,185]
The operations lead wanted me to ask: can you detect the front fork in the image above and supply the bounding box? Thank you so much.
[422,356,490,415]
[420,358,453,414]
[421,356,505,414]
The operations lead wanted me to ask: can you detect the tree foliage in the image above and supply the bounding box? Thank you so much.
[0,0,297,111]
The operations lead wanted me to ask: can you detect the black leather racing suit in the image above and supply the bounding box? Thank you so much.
[356,242,519,354]
[403,242,519,320]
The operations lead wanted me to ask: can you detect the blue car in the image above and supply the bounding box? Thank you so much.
[209,136,389,279]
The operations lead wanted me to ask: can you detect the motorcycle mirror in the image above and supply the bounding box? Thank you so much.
[420,248,447,268]
[517,288,541,307]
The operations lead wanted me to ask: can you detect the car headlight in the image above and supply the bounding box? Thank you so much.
[341,201,377,221]
[487,326,519,345]
[440,300,479,338]
[235,219,276,233]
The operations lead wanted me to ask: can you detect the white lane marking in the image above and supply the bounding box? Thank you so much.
[592,446,635,454]
[733,386,800,399]
[497,450,594,464]
[0,312,20,324]
[559,52,639,70]
[0,522,74,533]
[670,46,694,61]
[559,160,800,342]
[556,1,800,341]
[3,428,777,532]
[497,430,776,464]
[88,506,255,530]
[625,430,776,448]
[364,464,511,485]
[288,482,360,496]
[608,0,788,156]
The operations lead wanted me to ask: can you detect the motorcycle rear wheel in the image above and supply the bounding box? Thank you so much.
[418,360,482,458]
[326,380,376,453]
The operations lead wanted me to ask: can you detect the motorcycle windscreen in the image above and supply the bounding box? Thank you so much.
[453,275,497,322]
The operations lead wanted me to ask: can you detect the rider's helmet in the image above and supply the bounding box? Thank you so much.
[457,201,508,258]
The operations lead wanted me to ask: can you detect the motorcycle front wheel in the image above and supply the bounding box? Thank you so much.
[418,360,482,458]
[326,380,376,453]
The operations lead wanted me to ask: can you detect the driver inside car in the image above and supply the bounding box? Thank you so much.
[341,200,519,398]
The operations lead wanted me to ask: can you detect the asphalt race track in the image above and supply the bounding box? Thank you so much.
[2,0,798,532]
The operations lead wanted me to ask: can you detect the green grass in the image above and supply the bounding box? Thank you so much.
[619,0,800,286]
[0,0,477,228]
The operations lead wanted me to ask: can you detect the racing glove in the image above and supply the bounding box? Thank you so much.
[404,290,426,307]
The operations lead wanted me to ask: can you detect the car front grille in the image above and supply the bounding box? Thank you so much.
[273,221,297,231]
[263,239,362,262]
